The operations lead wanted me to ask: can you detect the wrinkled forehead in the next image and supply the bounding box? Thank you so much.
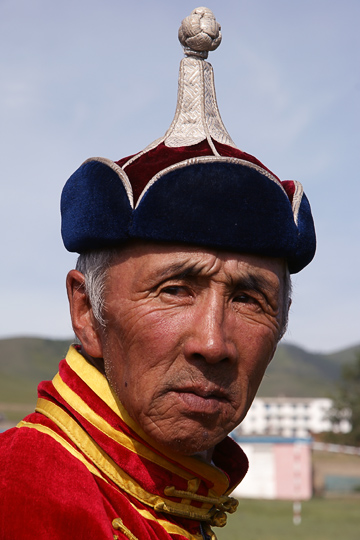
[107,240,287,287]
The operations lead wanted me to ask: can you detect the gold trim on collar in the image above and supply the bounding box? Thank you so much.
[17,419,203,539]
[51,371,203,485]
[35,397,236,527]
[16,420,107,483]
[65,346,230,495]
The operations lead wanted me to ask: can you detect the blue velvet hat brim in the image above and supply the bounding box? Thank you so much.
[61,159,316,274]
[61,160,133,252]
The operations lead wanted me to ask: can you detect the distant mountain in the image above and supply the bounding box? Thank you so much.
[0,337,72,404]
[0,336,359,423]
[258,342,360,398]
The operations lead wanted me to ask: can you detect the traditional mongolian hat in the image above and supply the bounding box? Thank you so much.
[61,7,316,273]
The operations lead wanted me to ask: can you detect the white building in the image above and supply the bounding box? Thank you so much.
[235,397,351,439]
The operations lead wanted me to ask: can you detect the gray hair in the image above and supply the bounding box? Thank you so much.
[75,249,117,327]
[76,249,292,340]
[279,267,292,341]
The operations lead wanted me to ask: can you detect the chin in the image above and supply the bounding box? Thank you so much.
[157,428,227,457]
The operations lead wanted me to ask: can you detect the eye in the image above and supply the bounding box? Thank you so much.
[233,293,258,305]
[158,284,194,303]
[161,286,184,296]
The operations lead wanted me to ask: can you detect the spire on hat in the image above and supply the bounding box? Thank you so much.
[116,7,274,203]
[164,6,236,151]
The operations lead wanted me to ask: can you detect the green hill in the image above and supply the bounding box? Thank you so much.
[0,337,72,404]
[0,336,359,424]
[258,342,360,397]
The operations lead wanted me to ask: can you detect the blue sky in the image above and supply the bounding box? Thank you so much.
[0,0,359,353]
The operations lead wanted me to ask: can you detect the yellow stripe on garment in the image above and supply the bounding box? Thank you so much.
[16,420,108,483]
[50,372,200,485]
[65,346,229,495]
[127,504,203,540]
[35,398,214,522]
[17,418,204,539]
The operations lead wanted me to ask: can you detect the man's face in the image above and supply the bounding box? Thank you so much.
[96,242,285,456]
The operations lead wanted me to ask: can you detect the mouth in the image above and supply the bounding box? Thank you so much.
[172,386,230,415]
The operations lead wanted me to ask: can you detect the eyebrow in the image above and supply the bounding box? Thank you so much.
[229,273,275,292]
[155,261,208,282]
[154,261,278,297]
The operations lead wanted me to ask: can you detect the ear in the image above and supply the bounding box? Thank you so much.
[66,269,103,358]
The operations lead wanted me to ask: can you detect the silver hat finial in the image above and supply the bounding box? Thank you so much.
[162,7,234,150]
[178,7,222,59]
[123,7,233,162]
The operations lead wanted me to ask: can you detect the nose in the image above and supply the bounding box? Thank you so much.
[183,291,237,364]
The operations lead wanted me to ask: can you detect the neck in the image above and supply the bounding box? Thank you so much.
[79,346,106,375]
[192,447,214,464]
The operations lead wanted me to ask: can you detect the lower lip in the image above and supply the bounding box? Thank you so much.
[174,391,227,415]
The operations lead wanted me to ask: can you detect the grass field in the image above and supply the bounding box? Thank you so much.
[216,498,360,540]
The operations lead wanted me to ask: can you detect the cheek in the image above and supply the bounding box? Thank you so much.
[119,303,180,344]
[129,307,189,359]
[104,310,184,391]
[241,318,278,359]
[234,326,277,396]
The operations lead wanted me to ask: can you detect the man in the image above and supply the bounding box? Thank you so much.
[0,8,315,540]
